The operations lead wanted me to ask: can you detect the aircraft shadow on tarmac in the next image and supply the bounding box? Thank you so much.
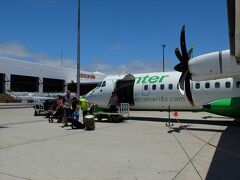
[0,126,8,128]
[166,125,225,133]
[205,125,240,179]
[129,116,240,179]
[202,115,232,119]
[128,116,240,127]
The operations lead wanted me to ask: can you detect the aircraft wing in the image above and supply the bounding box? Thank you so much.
[227,0,240,60]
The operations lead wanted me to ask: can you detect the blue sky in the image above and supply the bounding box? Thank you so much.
[0,0,228,74]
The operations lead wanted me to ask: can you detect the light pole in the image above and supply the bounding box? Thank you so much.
[76,0,80,99]
[161,44,166,72]
[60,46,63,67]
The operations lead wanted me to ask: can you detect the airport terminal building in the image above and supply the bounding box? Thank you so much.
[0,57,106,98]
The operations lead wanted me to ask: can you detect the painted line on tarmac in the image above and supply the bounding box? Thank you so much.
[0,171,32,180]
[171,126,222,180]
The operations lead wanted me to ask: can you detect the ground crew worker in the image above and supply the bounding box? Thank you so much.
[62,90,72,127]
[70,107,85,129]
[79,97,91,118]
[108,91,119,113]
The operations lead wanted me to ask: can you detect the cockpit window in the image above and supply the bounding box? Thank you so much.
[97,82,102,87]
[101,81,106,87]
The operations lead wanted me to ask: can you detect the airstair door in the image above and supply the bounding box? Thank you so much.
[0,73,5,93]
[142,83,149,96]
[115,74,135,105]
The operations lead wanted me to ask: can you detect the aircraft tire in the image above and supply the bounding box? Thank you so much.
[115,116,123,123]
[108,116,114,123]
[96,114,102,121]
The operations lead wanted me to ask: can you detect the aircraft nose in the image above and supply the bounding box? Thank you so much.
[85,91,92,102]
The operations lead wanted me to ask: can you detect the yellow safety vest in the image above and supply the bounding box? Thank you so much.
[80,99,90,110]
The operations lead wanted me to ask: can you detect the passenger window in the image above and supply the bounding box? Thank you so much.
[168,84,173,90]
[205,82,210,89]
[225,81,231,88]
[236,81,240,88]
[215,82,220,88]
[195,83,200,89]
[101,81,106,87]
[144,85,148,91]
[152,84,156,90]
[160,84,164,90]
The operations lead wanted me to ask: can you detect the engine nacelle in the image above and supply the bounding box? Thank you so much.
[189,50,240,81]
[203,97,240,118]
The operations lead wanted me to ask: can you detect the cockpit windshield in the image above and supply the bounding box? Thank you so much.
[97,82,102,87]
[101,81,106,87]
[96,81,106,88]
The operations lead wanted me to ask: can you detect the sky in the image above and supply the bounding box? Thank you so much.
[0,0,228,74]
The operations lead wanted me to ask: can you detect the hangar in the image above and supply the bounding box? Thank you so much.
[0,57,106,99]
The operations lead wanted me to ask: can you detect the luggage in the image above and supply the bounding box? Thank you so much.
[71,120,85,129]
[83,115,95,130]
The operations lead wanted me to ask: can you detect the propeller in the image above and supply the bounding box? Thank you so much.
[174,25,194,106]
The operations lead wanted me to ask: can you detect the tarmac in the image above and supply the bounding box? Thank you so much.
[0,107,240,180]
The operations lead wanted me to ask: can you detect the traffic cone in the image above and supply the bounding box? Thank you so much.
[173,111,178,117]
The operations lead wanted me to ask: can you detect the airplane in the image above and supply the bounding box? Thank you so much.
[174,0,240,106]
[85,71,240,120]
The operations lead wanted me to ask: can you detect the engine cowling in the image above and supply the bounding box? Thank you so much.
[189,50,240,81]
[203,97,240,118]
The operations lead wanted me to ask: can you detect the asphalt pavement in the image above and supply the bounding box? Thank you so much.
[0,108,240,180]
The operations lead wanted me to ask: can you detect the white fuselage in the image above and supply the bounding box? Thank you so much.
[85,71,240,111]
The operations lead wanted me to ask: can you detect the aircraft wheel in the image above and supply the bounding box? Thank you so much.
[96,114,102,121]
[234,117,240,121]
[115,116,123,123]
[108,116,115,123]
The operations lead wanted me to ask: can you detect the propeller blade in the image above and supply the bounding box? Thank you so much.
[175,48,184,63]
[177,70,187,95]
[175,25,194,106]
[180,25,189,60]
[187,47,194,59]
[184,75,194,106]
[174,63,183,72]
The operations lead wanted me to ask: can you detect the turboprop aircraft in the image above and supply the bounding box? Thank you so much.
[174,0,240,106]
[85,71,240,120]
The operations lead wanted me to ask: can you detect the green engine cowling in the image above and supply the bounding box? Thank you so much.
[203,97,240,118]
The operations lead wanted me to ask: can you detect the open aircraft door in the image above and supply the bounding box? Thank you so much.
[115,74,135,105]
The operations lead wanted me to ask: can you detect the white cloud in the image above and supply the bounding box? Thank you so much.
[84,59,173,75]
[0,42,31,58]
[0,42,174,74]
[34,53,76,68]
[0,42,76,68]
